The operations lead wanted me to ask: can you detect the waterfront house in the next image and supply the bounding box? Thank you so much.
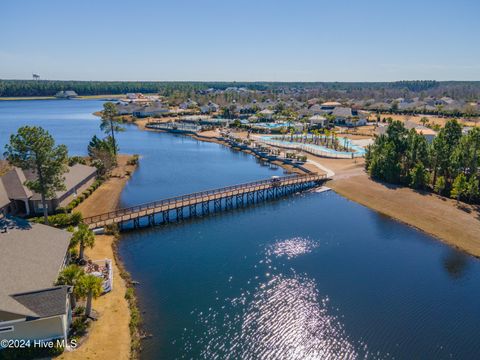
[0,218,72,348]
[132,102,169,117]
[55,91,78,99]
[0,164,97,215]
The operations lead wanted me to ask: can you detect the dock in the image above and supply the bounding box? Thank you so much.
[83,174,328,231]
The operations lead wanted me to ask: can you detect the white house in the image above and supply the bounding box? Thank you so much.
[309,115,327,127]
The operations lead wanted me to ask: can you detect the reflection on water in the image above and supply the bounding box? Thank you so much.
[181,239,362,360]
[267,237,318,259]
[443,250,469,280]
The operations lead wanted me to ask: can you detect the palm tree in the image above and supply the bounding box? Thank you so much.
[72,223,95,261]
[77,274,103,318]
[324,129,330,146]
[56,264,85,309]
[289,128,295,142]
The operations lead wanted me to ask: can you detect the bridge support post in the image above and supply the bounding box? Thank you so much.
[214,198,221,212]
[257,189,265,202]
[236,194,244,207]
[202,201,210,215]
[176,207,184,221]
[162,211,170,223]
[267,188,274,199]
[225,196,233,210]
[189,204,197,217]
[133,218,140,229]
[148,214,155,227]
[247,192,254,204]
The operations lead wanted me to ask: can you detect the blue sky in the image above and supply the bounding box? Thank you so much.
[1,0,479,81]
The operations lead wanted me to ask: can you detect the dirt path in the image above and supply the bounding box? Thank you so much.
[330,173,480,257]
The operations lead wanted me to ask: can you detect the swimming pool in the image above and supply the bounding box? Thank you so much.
[258,135,366,158]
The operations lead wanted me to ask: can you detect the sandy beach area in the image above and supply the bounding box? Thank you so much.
[59,154,137,360]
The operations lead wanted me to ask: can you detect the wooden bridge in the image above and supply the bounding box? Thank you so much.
[83,174,328,231]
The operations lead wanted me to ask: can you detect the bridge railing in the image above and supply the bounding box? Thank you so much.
[83,174,326,225]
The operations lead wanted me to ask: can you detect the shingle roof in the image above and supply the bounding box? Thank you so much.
[0,218,71,317]
[1,168,32,200]
[12,286,69,318]
[0,180,9,209]
[24,164,96,201]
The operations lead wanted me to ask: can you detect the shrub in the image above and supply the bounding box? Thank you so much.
[71,317,88,336]
[74,305,85,316]
[104,223,120,237]
[125,287,135,301]
[70,212,83,225]
[127,154,140,166]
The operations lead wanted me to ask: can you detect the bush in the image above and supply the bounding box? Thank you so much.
[70,212,83,225]
[104,223,120,237]
[71,317,88,336]
[74,305,85,316]
[32,212,83,228]
[127,154,140,166]
[65,179,104,211]
[125,287,135,301]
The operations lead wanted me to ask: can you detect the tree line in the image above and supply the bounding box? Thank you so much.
[2,79,480,99]
[365,120,480,203]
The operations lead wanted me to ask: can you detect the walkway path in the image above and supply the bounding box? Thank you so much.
[306,159,335,178]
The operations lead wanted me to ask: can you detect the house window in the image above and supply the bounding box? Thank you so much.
[0,326,14,333]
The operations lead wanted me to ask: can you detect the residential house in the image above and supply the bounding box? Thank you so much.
[179,99,198,110]
[0,219,72,348]
[0,164,97,215]
[55,91,78,99]
[376,120,437,143]
[200,101,220,114]
[132,102,169,117]
[308,115,327,128]
[319,101,342,111]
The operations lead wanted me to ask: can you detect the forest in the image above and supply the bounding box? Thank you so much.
[365,120,480,204]
[1,79,480,100]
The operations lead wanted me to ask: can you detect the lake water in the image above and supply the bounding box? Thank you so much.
[1,100,480,359]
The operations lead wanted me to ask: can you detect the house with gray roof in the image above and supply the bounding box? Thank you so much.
[0,164,97,215]
[55,90,78,99]
[0,219,72,347]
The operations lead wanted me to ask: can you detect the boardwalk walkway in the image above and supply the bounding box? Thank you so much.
[83,174,327,230]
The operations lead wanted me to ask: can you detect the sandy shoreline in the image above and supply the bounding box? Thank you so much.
[59,155,137,360]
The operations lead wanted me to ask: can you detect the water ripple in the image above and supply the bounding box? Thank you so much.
[181,271,362,359]
[267,237,318,259]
